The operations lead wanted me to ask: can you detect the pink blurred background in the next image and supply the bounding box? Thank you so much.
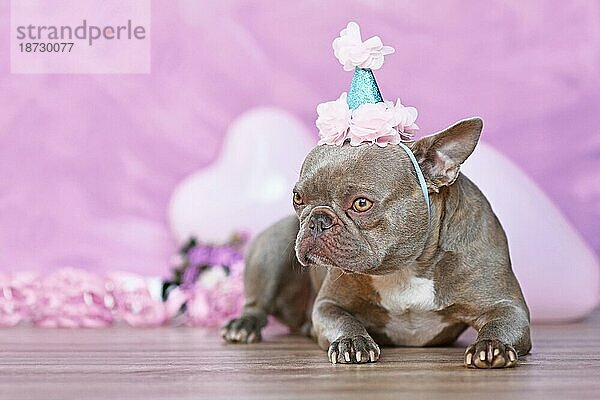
[1,0,599,277]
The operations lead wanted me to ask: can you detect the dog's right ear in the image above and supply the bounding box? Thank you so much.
[412,117,483,192]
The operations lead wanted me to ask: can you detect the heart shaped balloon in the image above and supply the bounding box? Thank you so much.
[462,145,599,321]
[168,107,314,244]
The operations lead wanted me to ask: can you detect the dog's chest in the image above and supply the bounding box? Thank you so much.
[370,275,451,346]
[376,276,437,313]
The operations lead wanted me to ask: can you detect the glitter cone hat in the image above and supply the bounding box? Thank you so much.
[347,68,383,110]
[316,21,419,147]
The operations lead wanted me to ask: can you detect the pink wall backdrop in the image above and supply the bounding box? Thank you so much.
[1,0,599,276]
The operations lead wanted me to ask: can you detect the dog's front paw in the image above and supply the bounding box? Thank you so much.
[328,335,380,364]
[221,315,263,344]
[464,340,518,369]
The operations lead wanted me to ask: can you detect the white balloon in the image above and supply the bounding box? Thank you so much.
[463,143,599,322]
[168,107,314,244]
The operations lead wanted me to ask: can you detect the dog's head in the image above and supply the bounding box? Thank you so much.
[293,118,483,274]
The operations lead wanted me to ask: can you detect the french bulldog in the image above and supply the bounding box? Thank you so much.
[222,117,531,368]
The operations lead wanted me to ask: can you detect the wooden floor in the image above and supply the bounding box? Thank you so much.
[1,310,599,400]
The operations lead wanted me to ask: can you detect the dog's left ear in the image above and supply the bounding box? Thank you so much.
[412,117,483,192]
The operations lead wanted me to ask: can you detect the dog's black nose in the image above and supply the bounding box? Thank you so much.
[308,212,334,238]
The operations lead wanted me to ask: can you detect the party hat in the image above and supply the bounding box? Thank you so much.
[347,68,383,110]
[317,21,419,148]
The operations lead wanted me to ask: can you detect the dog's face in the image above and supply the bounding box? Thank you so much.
[293,118,483,274]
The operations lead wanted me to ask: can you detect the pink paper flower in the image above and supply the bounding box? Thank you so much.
[332,22,395,71]
[108,272,172,328]
[185,288,212,325]
[32,268,113,328]
[317,97,420,147]
[183,261,244,327]
[316,92,351,146]
[348,102,399,146]
[389,99,419,138]
[0,273,39,327]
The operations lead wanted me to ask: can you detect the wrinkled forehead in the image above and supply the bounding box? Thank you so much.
[297,144,416,198]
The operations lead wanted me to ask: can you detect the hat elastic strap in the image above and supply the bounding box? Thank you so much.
[397,142,431,217]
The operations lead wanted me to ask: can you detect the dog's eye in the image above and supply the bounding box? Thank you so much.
[293,192,304,206]
[352,198,373,212]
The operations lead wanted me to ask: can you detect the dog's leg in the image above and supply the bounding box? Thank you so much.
[312,298,381,364]
[464,303,531,369]
[222,216,312,343]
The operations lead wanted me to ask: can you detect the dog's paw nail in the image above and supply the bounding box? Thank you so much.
[493,348,500,357]
[369,350,376,362]
[235,329,246,341]
[356,351,362,362]
[508,350,516,362]
[465,352,473,366]
[330,351,337,364]
[479,351,486,361]
[344,352,350,362]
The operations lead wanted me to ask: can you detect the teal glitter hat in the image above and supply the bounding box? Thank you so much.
[316,21,419,147]
[332,21,393,110]
[347,68,383,110]
[315,22,429,213]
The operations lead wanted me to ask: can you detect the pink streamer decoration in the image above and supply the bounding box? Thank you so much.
[0,266,245,328]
